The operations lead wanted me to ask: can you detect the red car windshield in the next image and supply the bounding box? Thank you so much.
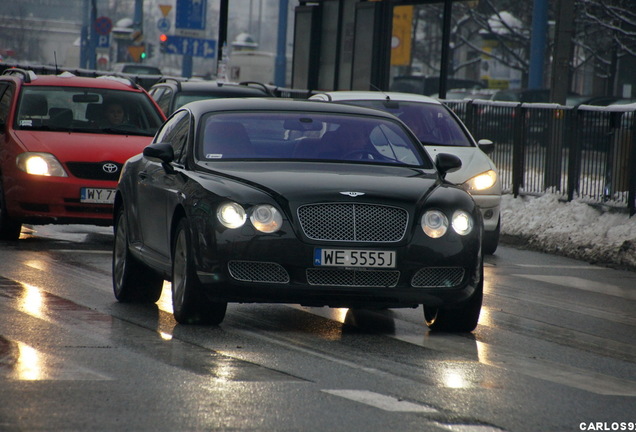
[197,111,433,168]
[16,87,164,136]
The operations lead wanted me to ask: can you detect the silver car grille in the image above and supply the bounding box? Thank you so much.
[411,267,465,288]
[306,268,400,287]
[228,261,290,284]
[297,203,408,243]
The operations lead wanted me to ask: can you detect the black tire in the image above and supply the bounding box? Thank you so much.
[172,218,227,325]
[482,216,500,255]
[112,206,164,303]
[423,262,483,332]
[0,180,22,241]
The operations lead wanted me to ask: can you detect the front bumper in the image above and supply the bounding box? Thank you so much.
[195,227,482,309]
[4,173,116,226]
[471,194,501,232]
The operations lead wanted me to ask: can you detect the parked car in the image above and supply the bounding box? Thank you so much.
[112,98,484,332]
[111,63,162,75]
[0,68,166,240]
[390,75,485,96]
[148,78,271,115]
[310,91,502,255]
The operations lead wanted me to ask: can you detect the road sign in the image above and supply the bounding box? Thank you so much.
[97,34,110,48]
[175,0,207,31]
[157,18,171,33]
[94,16,113,36]
[164,35,216,58]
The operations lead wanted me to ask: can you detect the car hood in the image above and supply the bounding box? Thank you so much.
[13,130,153,163]
[424,146,496,186]
[202,162,441,205]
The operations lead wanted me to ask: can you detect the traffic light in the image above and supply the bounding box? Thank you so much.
[159,34,168,53]
[146,43,155,58]
[140,44,147,60]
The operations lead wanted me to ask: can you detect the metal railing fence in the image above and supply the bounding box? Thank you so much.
[445,99,636,216]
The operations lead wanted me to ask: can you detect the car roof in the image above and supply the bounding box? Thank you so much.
[311,91,442,105]
[181,97,406,120]
[153,79,269,94]
[1,71,143,92]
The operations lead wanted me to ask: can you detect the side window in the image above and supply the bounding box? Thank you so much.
[0,84,14,127]
[155,110,190,164]
[156,88,173,115]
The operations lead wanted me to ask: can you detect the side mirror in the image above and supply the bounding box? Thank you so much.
[477,139,494,154]
[143,142,174,164]
[435,153,462,179]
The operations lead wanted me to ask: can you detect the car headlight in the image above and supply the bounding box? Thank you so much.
[452,210,473,235]
[464,170,497,192]
[421,210,448,238]
[16,153,68,177]
[250,204,282,233]
[217,202,246,229]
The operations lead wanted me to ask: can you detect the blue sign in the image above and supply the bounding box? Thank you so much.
[157,18,171,33]
[96,34,110,48]
[165,35,216,58]
[175,0,207,31]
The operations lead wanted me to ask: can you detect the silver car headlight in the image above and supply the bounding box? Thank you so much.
[16,152,68,177]
[452,210,473,236]
[250,204,283,233]
[464,170,497,192]
[421,210,448,238]
[217,202,247,229]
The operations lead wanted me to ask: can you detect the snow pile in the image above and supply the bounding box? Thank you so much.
[500,194,636,270]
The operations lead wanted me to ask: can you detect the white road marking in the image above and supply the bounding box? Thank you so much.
[435,424,508,432]
[515,274,636,300]
[321,389,439,413]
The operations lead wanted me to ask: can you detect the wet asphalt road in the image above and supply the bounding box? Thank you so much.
[0,224,635,432]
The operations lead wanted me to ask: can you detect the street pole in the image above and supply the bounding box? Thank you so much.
[275,0,289,87]
[438,0,453,99]
[550,0,575,104]
[528,0,548,89]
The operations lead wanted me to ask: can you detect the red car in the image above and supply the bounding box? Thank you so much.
[0,68,166,240]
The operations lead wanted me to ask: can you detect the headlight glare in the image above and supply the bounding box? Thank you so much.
[16,153,68,177]
[217,202,246,229]
[452,211,473,235]
[250,204,283,233]
[421,210,448,238]
[465,170,497,192]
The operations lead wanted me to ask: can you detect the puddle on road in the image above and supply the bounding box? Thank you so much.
[0,276,303,383]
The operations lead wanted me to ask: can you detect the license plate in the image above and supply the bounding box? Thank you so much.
[80,188,116,204]
[314,248,396,268]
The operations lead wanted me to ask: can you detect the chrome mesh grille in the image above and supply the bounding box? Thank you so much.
[306,268,400,287]
[297,203,408,242]
[228,261,290,284]
[411,267,465,288]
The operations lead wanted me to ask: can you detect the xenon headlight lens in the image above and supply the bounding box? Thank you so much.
[250,205,283,233]
[16,153,68,177]
[452,210,473,235]
[464,170,497,192]
[421,210,448,238]
[217,202,246,229]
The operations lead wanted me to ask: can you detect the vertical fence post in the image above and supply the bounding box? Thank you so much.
[512,104,525,197]
[566,107,580,202]
[629,110,636,216]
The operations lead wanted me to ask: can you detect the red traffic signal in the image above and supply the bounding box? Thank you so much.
[159,34,168,43]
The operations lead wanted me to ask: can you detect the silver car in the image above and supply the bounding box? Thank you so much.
[311,91,501,254]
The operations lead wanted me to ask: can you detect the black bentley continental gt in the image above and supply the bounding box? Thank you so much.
[112,99,484,332]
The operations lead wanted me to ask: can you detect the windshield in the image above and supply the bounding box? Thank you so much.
[15,87,164,136]
[344,100,473,147]
[197,111,433,168]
